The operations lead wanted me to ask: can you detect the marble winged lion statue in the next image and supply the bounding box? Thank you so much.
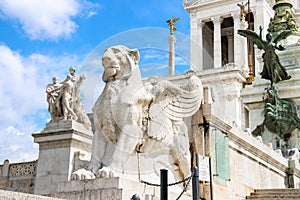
[72,45,203,184]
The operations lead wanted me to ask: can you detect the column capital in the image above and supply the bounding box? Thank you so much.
[211,16,223,25]
[190,11,197,18]
[197,20,204,28]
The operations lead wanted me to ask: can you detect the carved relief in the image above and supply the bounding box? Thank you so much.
[8,162,36,177]
[225,93,240,101]
[184,0,216,7]
[268,0,300,34]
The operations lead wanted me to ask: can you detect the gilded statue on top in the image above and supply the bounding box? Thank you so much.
[166,17,180,33]
[237,2,248,21]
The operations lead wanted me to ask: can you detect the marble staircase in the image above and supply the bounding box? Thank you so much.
[246,189,300,200]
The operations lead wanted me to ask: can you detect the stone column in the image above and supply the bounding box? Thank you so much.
[233,13,248,67]
[227,34,234,63]
[168,34,176,75]
[212,17,223,68]
[32,120,93,196]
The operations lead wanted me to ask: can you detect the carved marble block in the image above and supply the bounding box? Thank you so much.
[72,45,204,187]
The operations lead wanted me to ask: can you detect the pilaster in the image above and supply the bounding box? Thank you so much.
[190,15,203,70]
[197,20,204,69]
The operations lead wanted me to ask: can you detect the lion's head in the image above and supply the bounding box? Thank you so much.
[102,45,140,83]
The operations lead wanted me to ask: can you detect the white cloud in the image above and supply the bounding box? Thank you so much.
[2,126,25,136]
[0,44,86,162]
[0,0,99,40]
[87,11,97,19]
[0,126,38,162]
[175,56,189,65]
[0,45,46,130]
[8,144,22,152]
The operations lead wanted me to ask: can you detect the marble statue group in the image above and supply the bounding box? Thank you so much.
[46,67,91,130]
[68,45,204,184]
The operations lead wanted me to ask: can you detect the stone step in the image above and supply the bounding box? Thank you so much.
[246,189,300,200]
[246,195,300,199]
[247,198,300,200]
[0,189,64,200]
[246,198,300,200]
[254,188,300,194]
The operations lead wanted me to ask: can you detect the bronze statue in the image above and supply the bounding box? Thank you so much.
[253,86,300,140]
[238,26,292,85]
[237,2,248,21]
[166,17,180,33]
[268,0,300,34]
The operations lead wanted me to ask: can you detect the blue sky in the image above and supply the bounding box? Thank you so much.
[0,0,192,162]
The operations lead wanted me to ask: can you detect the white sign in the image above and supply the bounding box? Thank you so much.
[198,156,210,182]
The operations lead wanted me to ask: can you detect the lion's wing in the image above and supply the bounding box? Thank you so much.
[147,79,203,140]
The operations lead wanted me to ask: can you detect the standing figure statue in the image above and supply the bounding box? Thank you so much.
[46,76,62,122]
[238,27,292,85]
[59,75,78,121]
[69,66,77,81]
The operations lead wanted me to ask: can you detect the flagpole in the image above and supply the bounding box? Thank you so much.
[247,0,254,84]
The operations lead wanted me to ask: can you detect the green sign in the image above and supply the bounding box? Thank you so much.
[215,130,230,180]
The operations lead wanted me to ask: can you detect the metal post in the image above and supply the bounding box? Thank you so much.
[192,166,200,200]
[209,157,213,200]
[160,169,168,200]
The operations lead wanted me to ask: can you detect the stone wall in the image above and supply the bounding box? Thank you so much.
[228,126,289,198]
[0,159,36,194]
[0,189,64,200]
[202,118,295,200]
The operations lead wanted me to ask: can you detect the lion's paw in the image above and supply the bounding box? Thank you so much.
[71,168,95,180]
[96,166,116,178]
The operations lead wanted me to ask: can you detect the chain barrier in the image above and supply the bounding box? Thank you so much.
[175,169,194,200]
[140,180,160,187]
[140,169,195,199]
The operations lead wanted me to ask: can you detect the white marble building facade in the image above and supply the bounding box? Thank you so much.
[1,1,300,200]
[185,0,276,71]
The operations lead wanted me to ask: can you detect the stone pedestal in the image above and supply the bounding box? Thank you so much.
[32,120,93,196]
[53,177,191,200]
